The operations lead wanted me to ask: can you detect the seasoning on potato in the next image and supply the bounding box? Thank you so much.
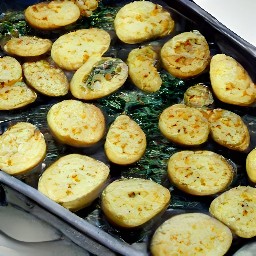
[167,150,234,196]
[38,154,110,211]
[158,104,210,146]
[0,122,46,175]
[150,212,232,256]
[104,114,147,165]
[161,30,210,79]
[209,186,256,238]
[210,54,256,106]
[70,57,128,100]
[127,45,162,93]
[114,1,175,44]
[101,178,171,228]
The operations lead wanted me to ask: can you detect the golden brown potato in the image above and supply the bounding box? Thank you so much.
[159,104,210,146]
[25,1,80,30]
[127,46,162,92]
[161,30,210,78]
[38,154,110,211]
[114,1,174,44]
[210,186,256,238]
[4,36,52,57]
[246,148,256,183]
[0,56,22,86]
[0,81,37,110]
[150,213,232,256]
[101,178,170,228]
[104,115,146,165]
[210,54,256,106]
[23,60,69,97]
[167,150,234,196]
[47,100,106,147]
[208,108,250,152]
[70,57,128,100]
[0,122,46,175]
[51,28,111,71]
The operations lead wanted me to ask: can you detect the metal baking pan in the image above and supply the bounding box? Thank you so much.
[1,0,256,255]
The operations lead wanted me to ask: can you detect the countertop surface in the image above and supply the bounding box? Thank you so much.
[193,0,256,47]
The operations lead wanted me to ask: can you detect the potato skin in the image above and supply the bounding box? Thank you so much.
[210,54,256,106]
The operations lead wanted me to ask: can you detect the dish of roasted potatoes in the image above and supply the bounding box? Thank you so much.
[0,0,256,255]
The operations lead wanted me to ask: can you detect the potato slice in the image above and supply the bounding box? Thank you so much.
[0,81,37,110]
[150,213,232,256]
[38,154,110,211]
[161,31,210,78]
[25,1,80,30]
[127,46,162,92]
[208,108,250,151]
[101,178,171,228]
[70,57,128,100]
[210,54,256,106]
[159,104,210,146]
[23,59,69,97]
[67,0,99,17]
[114,1,174,44]
[0,122,46,175]
[51,28,111,71]
[167,150,234,196]
[47,100,106,147]
[246,148,256,183]
[210,186,256,238]
[4,36,52,57]
[0,56,22,86]
[104,115,147,165]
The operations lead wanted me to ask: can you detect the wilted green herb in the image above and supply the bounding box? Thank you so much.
[88,2,120,30]
[83,58,123,90]
[98,71,188,184]
[0,11,30,40]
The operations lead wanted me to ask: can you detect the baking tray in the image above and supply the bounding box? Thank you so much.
[0,0,256,255]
